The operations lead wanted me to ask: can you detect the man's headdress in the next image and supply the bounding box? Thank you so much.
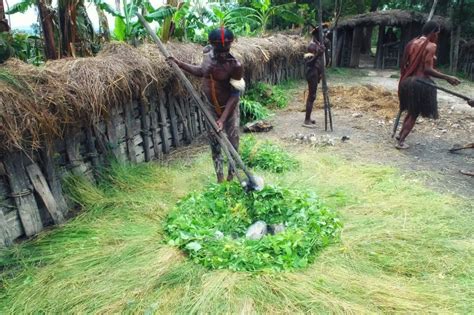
[208,27,234,47]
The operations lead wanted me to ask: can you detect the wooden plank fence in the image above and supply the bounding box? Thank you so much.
[0,58,305,246]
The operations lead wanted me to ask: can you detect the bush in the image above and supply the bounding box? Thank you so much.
[165,182,342,271]
[246,82,289,109]
[240,136,299,173]
[239,98,270,125]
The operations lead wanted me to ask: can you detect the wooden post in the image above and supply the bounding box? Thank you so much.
[85,127,100,175]
[3,152,43,237]
[158,93,171,154]
[149,96,163,159]
[331,28,338,67]
[0,210,12,247]
[168,96,180,147]
[375,24,385,68]
[335,30,344,66]
[65,129,88,176]
[39,143,68,214]
[350,26,363,67]
[399,23,413,63]
[124,102,138,163]
[26,163,65,225]
[139,98,152,162]
[316,0,333,131]
[106,106,121,160]
[174,99,192,144]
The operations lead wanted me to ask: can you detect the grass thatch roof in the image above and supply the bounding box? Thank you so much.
[0,35,306,154]
[336,9,451,30]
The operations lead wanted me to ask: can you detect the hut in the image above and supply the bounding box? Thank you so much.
[458,40,474,80]
[333,10,451,69]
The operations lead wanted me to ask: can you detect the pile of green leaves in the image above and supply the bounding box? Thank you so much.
[246,82,288,109]
[165,182,342,271]
[239,98,270,125]
[240,136,299,173]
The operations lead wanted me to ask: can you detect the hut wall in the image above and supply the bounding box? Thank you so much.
[458,42,474,80]
[0,55,305,246]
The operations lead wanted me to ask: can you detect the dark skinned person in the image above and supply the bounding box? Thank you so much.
[302,28,325,128]
[396,21,461,149]
[168,28,244,183]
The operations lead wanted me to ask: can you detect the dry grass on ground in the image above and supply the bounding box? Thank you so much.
[0,143,472,313]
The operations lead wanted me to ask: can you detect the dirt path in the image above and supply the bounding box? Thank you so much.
[261,70,474,198]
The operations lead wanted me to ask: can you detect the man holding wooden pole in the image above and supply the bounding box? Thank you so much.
[395,21,461,149]
[303,28,325,128]
[168,27,244,183]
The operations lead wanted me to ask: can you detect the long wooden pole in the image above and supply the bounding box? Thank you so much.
[136,13,259,188]
[416,79,471,101]
[316,0,333,131]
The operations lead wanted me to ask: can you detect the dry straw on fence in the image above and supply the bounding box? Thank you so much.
[0,35,306,153]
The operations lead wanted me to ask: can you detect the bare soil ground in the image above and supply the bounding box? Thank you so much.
[262,70,474,198]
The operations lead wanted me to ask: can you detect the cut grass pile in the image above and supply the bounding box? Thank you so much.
[0,148,472,313]
[240,135,299,173]
[166,181,341,271]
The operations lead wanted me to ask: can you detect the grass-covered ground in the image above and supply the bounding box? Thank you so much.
[1,142,472,313]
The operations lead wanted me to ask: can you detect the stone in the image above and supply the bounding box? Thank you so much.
[341,135,350,142]
[244,120,273,133]
[245,221,267,240]
[308,136,318,144]
[295,133,304,140]
[268,223,285,235]
[352,113,363,118]
[214,230,224,240]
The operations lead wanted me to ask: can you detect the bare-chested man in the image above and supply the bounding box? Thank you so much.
[302,28,325,128]
[168,28,244,183]
[396,21,461,149]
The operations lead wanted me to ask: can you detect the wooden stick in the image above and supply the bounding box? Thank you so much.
[416,79,471,101]
[316,0,334,131]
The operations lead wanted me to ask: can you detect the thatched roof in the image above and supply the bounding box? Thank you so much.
[0,35,306,153]
[336,9,451,30]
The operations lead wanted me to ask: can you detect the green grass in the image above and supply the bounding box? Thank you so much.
[326,67,370,78]
[0,148,473,313]
[240,136,299,173]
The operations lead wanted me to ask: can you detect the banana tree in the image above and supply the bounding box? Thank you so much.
[228,0,303,34]
[7,0,58,59]
[0,0,10,32]
[145,3,177,42]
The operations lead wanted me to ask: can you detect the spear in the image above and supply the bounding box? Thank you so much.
[316,0,333,131]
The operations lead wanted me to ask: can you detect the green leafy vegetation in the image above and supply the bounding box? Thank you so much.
[246,81,289,109]
[0,150,472,313]
[239,98,270,125]
[240,136,299,173]
[165,181,342,271]
[239,81,293,124]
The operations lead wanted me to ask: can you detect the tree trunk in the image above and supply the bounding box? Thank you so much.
[0,0,10,32]
[37,0,58,60]
[59,0,77,57]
